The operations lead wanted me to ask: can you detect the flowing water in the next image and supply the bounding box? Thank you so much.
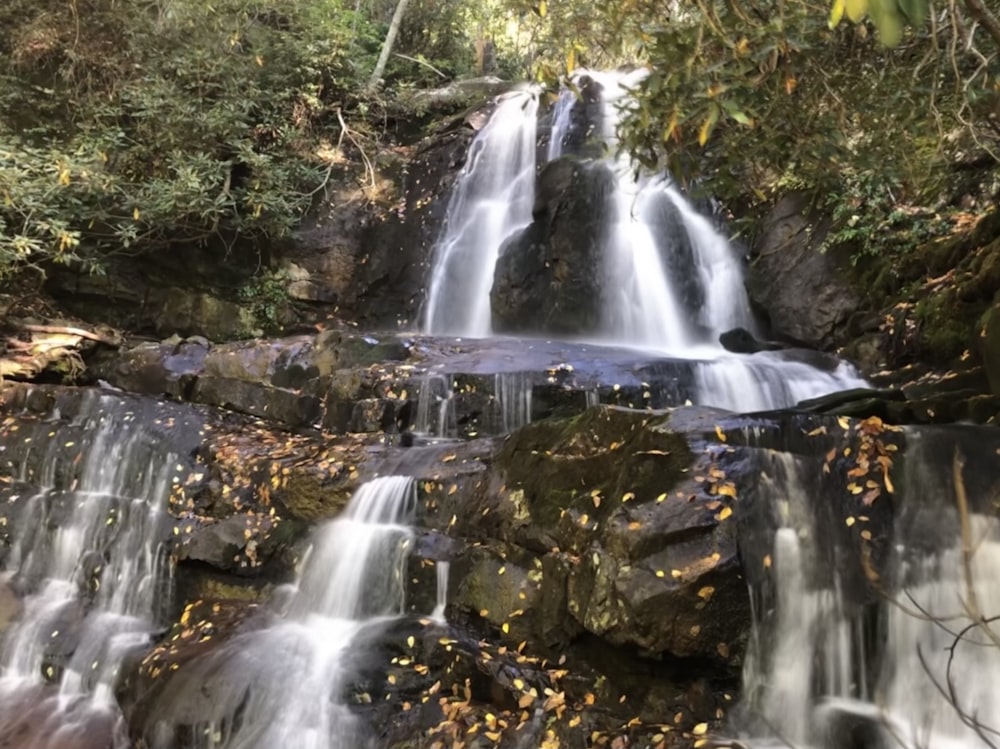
[739,434,1000,749]
[148,476,417,749]
[0,390,178,747]
[420,70,867,409]
[423,89,540,337]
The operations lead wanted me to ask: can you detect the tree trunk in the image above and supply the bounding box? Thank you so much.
[962,0,1000,52]
[367,0,412,91]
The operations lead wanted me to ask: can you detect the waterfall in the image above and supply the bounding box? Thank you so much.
[413,373,455,439]
[423,89,539,337]
[148,476,416,749]
[739,433,1000,749]
[494,372,533,432]
[545,87,576,162]
[693,353,867,412]
[419,71,866,411]
[0,390,177,747]
[430,560,449,624]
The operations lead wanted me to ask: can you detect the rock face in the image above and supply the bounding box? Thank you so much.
[491,158,614,334]
[5,375,1000,749]
[978,298,1000,395]
[429,406,751,661]
[289,106,491,330]
[747,192,861,349]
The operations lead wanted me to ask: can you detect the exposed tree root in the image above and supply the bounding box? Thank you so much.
[0,318,121,384]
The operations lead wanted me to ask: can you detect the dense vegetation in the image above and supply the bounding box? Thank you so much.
[1,0,997,283]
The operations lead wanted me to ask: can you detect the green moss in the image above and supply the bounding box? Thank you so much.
[495,406,693,532]
[914,293,972,364]
[279,471,351,522]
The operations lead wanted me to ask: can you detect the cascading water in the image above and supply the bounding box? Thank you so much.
[413,373,456,439]
[494,372,533,432]
[147,475,416,749]
[0,390,178,747]
[739,432,1000,749]
[420,70,868,410]
[423,89,539,337]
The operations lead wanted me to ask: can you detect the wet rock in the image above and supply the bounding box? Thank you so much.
[491,158,615,335]
[291,107,486,330]
[747,192,860,349]
[426,406,751,661]
[979,298,1000,396]
[719,327,784,354]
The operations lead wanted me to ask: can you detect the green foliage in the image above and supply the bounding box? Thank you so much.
[238,268,292,332]
[0,0,372,278]
[820,169,951,265]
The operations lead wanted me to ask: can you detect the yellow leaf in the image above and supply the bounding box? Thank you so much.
[692,722,708,735]
[884,470,894,494]
[716,506,733,521]
[58,167,71,186]
[714,425,727,442]
[697,108,719,147]
[717,483,737,498]
[697,586,715,601]
[845,0,867,21]
[829,0,847,27]
[622,492,635,503]
[664,110,680,143]
[538,0,547,16]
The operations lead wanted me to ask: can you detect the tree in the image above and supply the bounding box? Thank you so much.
[368,0,413,90]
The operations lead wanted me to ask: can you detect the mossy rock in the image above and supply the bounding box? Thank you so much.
[277,470,353,522]
[494,406,693,535]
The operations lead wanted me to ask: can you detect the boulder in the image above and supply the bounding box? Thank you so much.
[719,327,785,354]
[491,158,615,335]
[290,106,490,330]
[979,297,1000,395]
[747,192,860,349]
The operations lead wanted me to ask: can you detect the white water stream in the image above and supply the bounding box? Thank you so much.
[0,391,177,747]
[742,441,1000,749]
[149,475,417,749]
[423,89,540,336]
[421,70,867,410]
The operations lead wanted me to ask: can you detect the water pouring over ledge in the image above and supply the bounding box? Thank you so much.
[0,390,181,748]
[145,476,419,749]
[420,70,867,412]
[735,431,1000,749]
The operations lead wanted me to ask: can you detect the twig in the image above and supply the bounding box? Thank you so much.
[393,52,448,79]
[335,107,377,191]
[19,324,118,346]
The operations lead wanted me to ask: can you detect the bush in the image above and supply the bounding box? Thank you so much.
[0,0,375,278]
